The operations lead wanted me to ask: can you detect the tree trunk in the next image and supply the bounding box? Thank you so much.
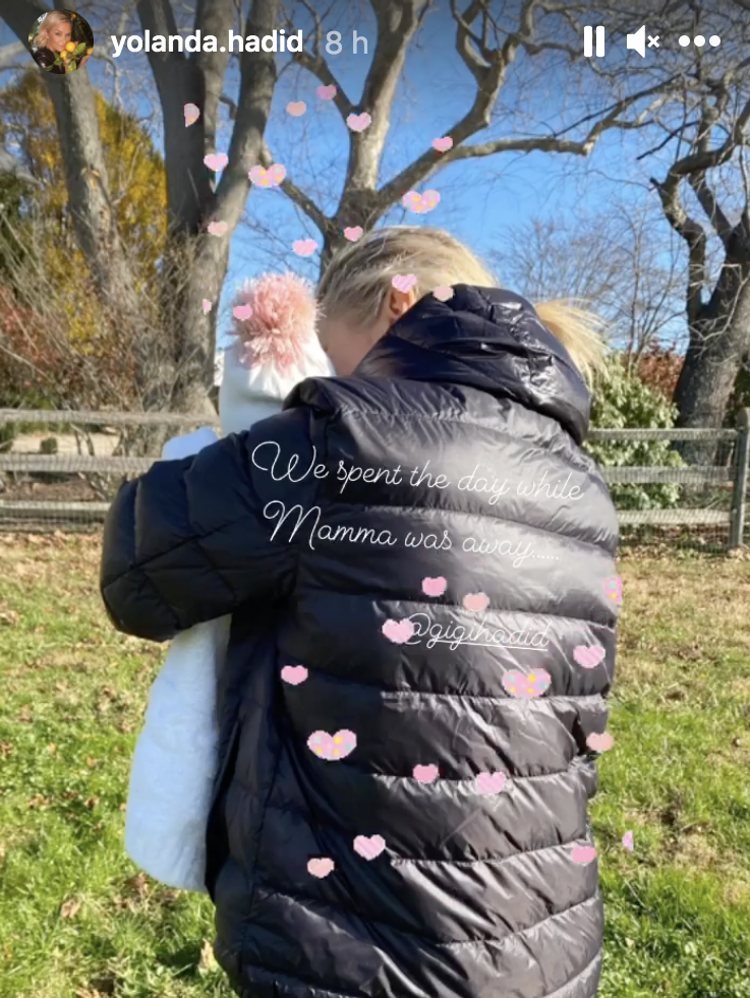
[130,0,279,446]
[161,0,280,423]
[673,263,750,466]
[166,229,232,417]
[321,187,383,272]
[4,3,142,327]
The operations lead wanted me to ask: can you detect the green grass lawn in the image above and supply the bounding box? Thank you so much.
[1,532,749,998]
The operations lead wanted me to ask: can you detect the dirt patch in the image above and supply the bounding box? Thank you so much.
[10,432,119,456]
[671,830,721,869]
[723,876,750,907]
[1,478,104,502]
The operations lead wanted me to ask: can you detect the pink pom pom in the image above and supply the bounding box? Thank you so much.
[230,272,317,374]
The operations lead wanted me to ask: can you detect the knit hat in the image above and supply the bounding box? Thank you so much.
[218,272,334,436]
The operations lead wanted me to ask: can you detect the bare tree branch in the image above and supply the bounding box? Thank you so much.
[271,0,711,273]
[667,93,750,178]
[0,149,38,185]
[451,0,495,79]
[740,146,750,240]
[651,174,707,325]
[289,49,354,117]
[636,119,701,162]
[281,0,354,118]
[376,80,671,212]
[219,92,238,119]
[345,0,431,192]
[0,41,26,70]
[373,0,541,213]
[259,141,330,234]
[688,172,734,245]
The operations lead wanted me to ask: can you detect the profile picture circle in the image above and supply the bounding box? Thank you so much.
[28,9,94,75]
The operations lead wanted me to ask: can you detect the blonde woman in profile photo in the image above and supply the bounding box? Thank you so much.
[30,9,92,75]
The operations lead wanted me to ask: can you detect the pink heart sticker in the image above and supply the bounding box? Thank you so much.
[203,152,228,172]
[421,576,447,597]
[462,592,489,613]
[433,286,454,302]
[353,834,386,860]
[586,731,614,753]
[501,668,552,699]
[346,112,371,132]
[281,664,308,686]
[307,857,335,878]
[183,102,200,127]
[604,575,623,605]
[475,770,507,795]
[207,220,227,237]
[201,298,213,315]
[622,830,634,852]
[401,189,441,214]
[432,136,453,153]
[307,729,357,761]
[413,763,439,784]
[391,273,417,293]
[286,100,306,117]
[344,226,364,242]
[248,165,267,186]
[233,303,253,322]
[293,238,318,257]
[573,644,605,669]
[249,163,286,188]
[382,618,415,644]
[316,84,337,100]
[570,844,597,865]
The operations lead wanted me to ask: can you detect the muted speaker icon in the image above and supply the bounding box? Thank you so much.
[626,25,647,57]
[626,25,660,56]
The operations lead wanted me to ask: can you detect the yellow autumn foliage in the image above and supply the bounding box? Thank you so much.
[0,70,166,349]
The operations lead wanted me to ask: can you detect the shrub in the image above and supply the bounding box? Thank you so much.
[587,351,684,510]
[0,421,15,453]
[39,436,58,455]
[633,343,683,400]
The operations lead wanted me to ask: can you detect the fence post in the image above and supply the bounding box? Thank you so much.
[729,408,750,550]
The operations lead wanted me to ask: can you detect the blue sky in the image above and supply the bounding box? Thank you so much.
[1,2,728,354]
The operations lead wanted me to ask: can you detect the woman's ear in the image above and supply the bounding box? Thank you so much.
[384,286,418,323]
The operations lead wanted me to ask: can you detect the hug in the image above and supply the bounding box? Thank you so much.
[100,225,620,998]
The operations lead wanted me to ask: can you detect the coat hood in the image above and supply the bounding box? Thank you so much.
[352,285,591,444]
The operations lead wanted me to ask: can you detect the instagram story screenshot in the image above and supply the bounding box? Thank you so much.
[0,1,749,996]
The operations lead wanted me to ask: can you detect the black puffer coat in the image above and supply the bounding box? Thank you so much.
[100,285,620,998]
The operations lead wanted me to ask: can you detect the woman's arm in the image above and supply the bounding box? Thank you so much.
[100,408,318,642]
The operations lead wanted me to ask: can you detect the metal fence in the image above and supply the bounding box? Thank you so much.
[1,408,749,551]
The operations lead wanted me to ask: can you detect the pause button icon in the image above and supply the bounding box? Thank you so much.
[583,25,606,57]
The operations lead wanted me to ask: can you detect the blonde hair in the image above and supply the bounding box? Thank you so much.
[318,225,608,385]
[35,10,72,49]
